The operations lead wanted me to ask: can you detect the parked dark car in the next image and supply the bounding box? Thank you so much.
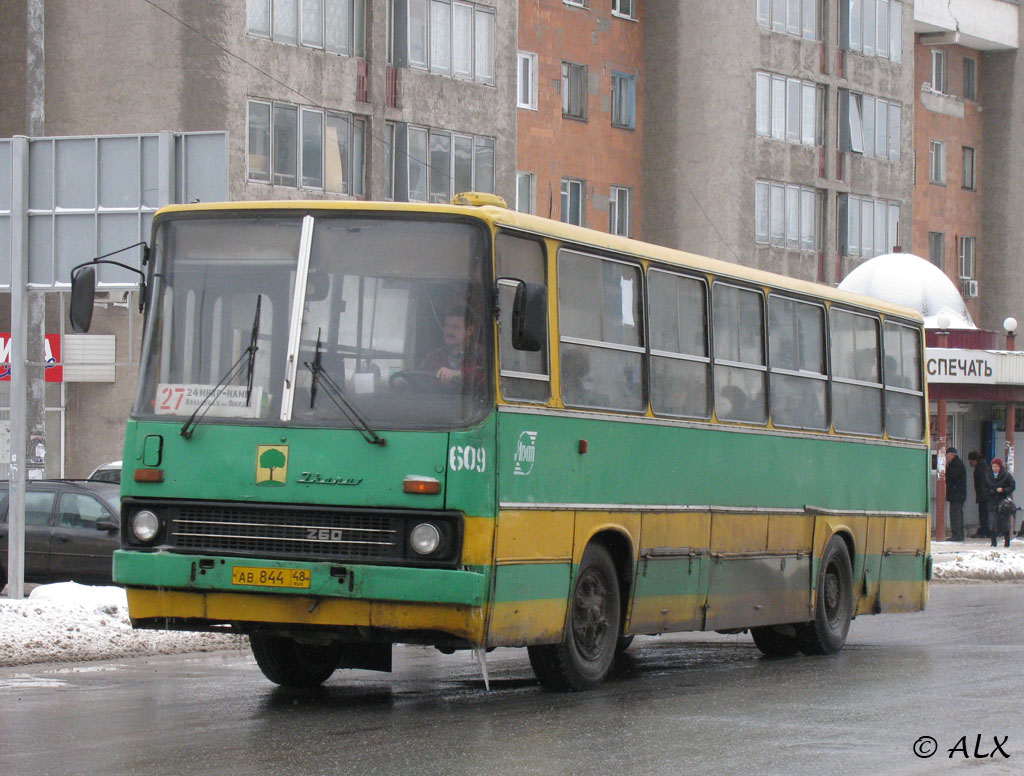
[0,479,121,589]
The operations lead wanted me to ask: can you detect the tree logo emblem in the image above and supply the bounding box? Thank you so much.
[256,445,289,486]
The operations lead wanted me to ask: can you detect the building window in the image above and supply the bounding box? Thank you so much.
[611,0,636,20]
[609,186,632,237]
[247,101,272,183]
[325,111,367,195]
[562,62,588,120]
[928,231,945,268]
[757,0,819,40]
[930,140,946,184]
[247,0,366,57]
[249,99,366,193]
[272,103,299,186]
[403,125,494,203]
[404,0,495,84]
[563,0,589,8]
[756,73,824,147]
[959,236,976,280]
[963,57,978,101]
[931,49,947,93]
[840,194,900,258]
[518,51,538,110]
[755,180,823,250]
[840,90,901,160]
[516,171,535,213]
[384,122,395,198]
[561,178,585,225]
[840,0,902,62]
[611,72,637,129]
[962,146,976,190]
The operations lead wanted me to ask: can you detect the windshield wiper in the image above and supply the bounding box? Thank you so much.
[305,331,385,446]
[180,294,262,440]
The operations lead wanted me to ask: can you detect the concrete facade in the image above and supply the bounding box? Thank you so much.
[1,0,518,477]
[516,0,644,237]
[980,29,1024,334]
[642,0,915,286]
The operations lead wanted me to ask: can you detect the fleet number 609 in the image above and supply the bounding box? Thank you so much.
[449,445,486,472]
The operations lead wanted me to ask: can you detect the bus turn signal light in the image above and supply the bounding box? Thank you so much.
[134,468,165,483]
[403,476,441,495]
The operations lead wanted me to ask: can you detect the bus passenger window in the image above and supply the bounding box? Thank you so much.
[648,269,710,419]
[883,321,925,440]
[768,296,827,430]
[713,283,767,424]
[558,250,644,412]
[830,309,883,435]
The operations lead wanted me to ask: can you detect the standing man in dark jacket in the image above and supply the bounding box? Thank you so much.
[945,447,967,542]
[968,451,993,538]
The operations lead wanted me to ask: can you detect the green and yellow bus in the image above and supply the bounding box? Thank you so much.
[71,195,931,690]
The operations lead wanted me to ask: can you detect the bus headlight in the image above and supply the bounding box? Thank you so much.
[409,523,441,555]
[131,510,161,543]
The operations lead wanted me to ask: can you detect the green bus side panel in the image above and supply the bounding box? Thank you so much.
[492,562,572,604]
[497,411,929,514]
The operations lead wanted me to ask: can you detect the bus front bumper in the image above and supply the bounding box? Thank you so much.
[113,550,489,641]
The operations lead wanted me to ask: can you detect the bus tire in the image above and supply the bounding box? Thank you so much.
[528,543,621,691]
[750,625,800,657]
[796,536,853,656]
[249,633,342,688]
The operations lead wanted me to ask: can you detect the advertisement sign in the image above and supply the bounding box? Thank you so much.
[0,333,63,382]
[925,348,997,385]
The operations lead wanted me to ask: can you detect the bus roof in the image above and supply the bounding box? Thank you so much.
[154,199,924,324]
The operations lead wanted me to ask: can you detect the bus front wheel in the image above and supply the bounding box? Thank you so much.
[796,536,853,655]
[528,543,621,691]
[249,633,342,688]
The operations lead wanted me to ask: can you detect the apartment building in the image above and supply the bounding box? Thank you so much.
[912,0,1019,328]
[643,0,915,286]
[0,0,518,476]
[515,0,643,238]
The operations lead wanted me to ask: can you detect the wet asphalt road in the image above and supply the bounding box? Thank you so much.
[1,583,1022,776]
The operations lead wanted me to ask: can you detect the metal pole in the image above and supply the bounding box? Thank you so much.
[7,136,29,599]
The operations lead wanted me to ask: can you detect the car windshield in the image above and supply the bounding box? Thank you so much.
[135,212,493,430]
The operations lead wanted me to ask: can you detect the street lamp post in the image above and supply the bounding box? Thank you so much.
[1005,317,1018,476]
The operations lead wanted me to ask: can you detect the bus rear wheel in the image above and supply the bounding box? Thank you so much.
[528,543,621,691]
[249,633,343,687]
[796,536,853,655]
[750,625,800,657]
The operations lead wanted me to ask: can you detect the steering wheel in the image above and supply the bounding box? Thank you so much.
[389,370,444,392]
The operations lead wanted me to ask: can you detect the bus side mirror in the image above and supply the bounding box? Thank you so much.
[70,265,97,333]
[511,281,546,352]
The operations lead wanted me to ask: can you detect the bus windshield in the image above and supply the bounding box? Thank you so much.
[136,212,493,430]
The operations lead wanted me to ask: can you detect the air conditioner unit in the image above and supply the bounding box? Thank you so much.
[959,278,978,299]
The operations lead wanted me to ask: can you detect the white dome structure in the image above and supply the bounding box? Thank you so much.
[838,252,976,329]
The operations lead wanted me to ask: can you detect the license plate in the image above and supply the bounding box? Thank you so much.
[231,566,311,589]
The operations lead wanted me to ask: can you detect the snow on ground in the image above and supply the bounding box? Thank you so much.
[1,545,1021,668]
[932,544,1024,581]
[0,582,245,668]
